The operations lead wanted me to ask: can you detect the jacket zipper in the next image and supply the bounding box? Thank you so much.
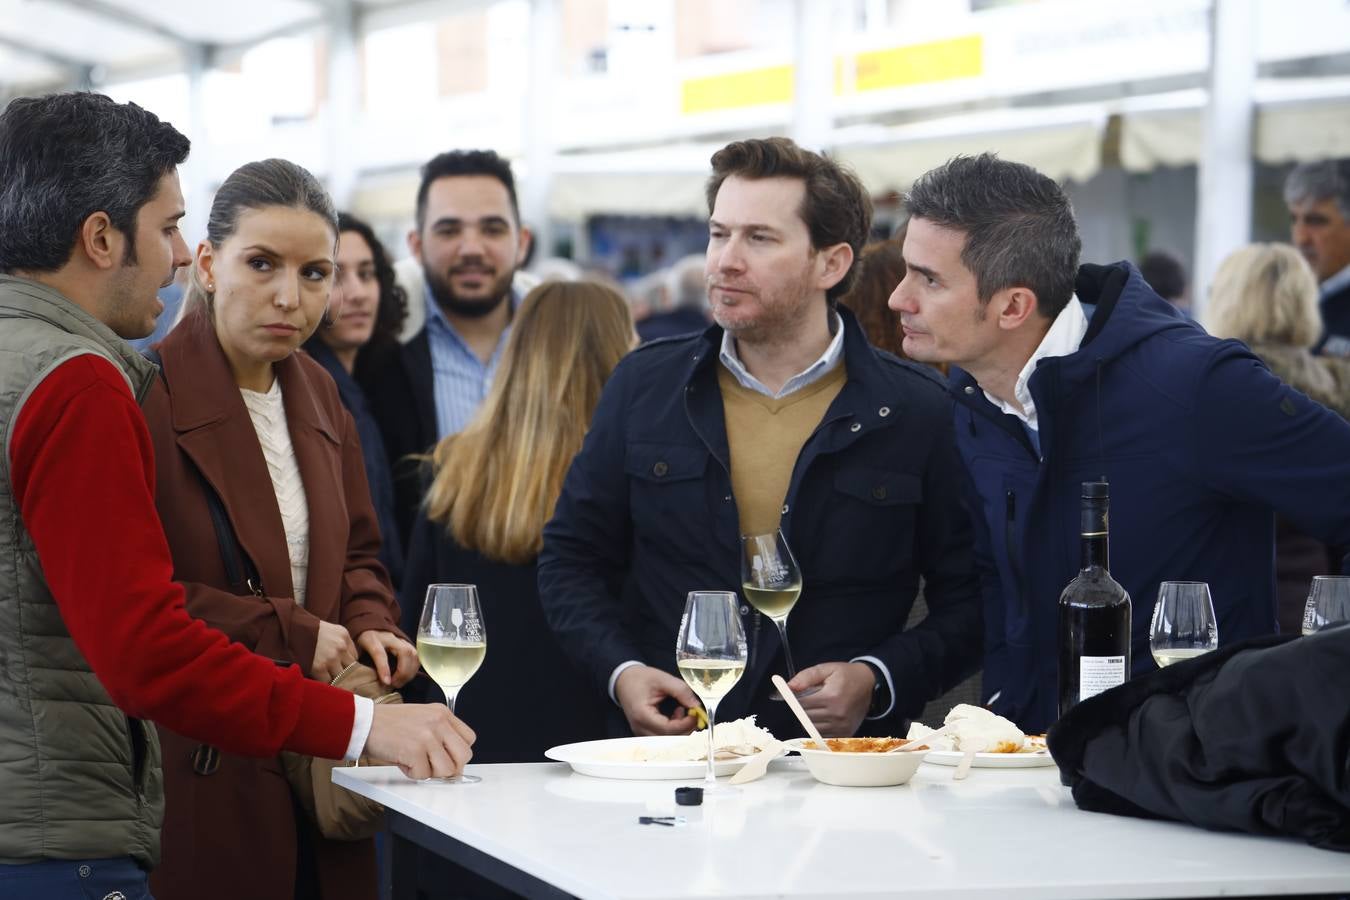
[1006,490,1030,616]
[127,715,148,802]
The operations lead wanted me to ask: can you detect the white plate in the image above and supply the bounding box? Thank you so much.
[544,736,772,781]
[922,748,1056,768]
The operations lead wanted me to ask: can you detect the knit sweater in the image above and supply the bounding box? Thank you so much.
[241,379,311,606]
[718,363,847,536]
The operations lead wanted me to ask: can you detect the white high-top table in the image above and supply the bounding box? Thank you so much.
[335,759,1350,899]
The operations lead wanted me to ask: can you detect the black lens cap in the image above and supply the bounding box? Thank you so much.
[675,786,703,806]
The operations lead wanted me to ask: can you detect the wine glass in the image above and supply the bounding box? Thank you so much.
[1149,581,1218,668]
[1302,576,1350,635]
[675,591,748,793]
[740,530,814,700]
[416,584,487,784]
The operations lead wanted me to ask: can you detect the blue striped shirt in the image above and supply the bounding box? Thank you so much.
[424,285,516,439]
[717,311,845,398]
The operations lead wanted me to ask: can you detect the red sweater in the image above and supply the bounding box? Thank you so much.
[9,354,353,759]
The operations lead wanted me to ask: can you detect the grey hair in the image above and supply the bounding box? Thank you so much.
[1283,159,1350,218]
[904,153,1081,320]
[181,158,338,319]
[0,92,189,273]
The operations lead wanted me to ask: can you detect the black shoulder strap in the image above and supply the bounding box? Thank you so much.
[141,348,263,597]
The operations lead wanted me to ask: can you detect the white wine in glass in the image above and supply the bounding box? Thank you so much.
[676,591,748,793]
[1149,581,1218,669]
[676,659,746,698]
[416,583,486,784]
[741,530,811,699]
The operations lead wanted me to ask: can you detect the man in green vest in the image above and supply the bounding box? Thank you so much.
[540,137,981,741]
[0,92,474,899]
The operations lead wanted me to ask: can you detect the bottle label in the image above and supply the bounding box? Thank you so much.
[1079,656,1126,700]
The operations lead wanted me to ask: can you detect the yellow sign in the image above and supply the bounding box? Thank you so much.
[679,35,982,115]
[853,35,983,93]
[681,65,794,115]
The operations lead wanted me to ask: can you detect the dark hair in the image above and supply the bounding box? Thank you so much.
[181,158,338,318]
[1138,251,1188,302]
[415,149,519,231]
[706,137,873,303]
[1283,158,1350,219]
[332,212,408,379]
[0,92,189,273]
[841,239,907,357]
[904,153,1081,319]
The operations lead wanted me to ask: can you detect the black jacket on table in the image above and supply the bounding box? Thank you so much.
[401,512,609,762]
[360,329,435,548]
[1048,628,1350,852]
[537,307,982,738]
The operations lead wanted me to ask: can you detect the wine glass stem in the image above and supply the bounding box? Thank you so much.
[444,686,460,717]
[703,700,719,785]
[774,617,798,679]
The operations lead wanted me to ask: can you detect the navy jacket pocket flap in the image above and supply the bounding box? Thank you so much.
[625,443,708,483]
[833,469,922,505]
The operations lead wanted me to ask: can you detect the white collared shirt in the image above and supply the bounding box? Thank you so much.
[1320,261,1350,301]
[983,296,1088,431]
[718,311,845,398]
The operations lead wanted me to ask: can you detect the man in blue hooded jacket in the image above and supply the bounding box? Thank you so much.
[889,153,1350,733]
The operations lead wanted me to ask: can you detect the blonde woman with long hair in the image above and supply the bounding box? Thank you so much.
[1205,242,1350,634]
[1206,243,1350,416]
[403,280,635,760]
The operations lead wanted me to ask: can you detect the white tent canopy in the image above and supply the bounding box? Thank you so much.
[835,104,1107,191]
[1120,78,1350,172]
[0,0,447,90]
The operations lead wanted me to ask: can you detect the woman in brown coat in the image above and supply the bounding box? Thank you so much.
[143,159,421,900]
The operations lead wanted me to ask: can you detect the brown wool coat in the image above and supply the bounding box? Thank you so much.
[143,310,401,900]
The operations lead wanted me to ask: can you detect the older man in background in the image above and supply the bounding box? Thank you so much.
[1286,158,1350,358]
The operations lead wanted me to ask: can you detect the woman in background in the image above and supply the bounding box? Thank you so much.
[1206,242,1350,634]
[304,212,408,589]
[403,280,633,762]
[145,159,421,900]
[843,238,909,357]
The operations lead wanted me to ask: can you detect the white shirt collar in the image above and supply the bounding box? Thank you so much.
[718,311,845,399]
[1321,260,1350,300]
[982,295,1088,431]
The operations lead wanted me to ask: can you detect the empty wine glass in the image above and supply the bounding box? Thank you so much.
[416,584,486,784]
[1150,581,1218,668]
[1302,576,1350,635]
[675,591,748,793]
[740,530,815,700]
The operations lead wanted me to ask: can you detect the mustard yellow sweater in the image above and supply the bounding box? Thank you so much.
[717,363,847,537]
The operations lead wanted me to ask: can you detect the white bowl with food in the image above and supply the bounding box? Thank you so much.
[785,737,928,787]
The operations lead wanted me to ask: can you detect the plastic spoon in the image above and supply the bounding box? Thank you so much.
[953,748,978,780]
[771,674,831,752]
[728,740,784,785]
[887,724,955,753]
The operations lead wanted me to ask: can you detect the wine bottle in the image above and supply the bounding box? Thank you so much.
[1057,481,1131,719]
